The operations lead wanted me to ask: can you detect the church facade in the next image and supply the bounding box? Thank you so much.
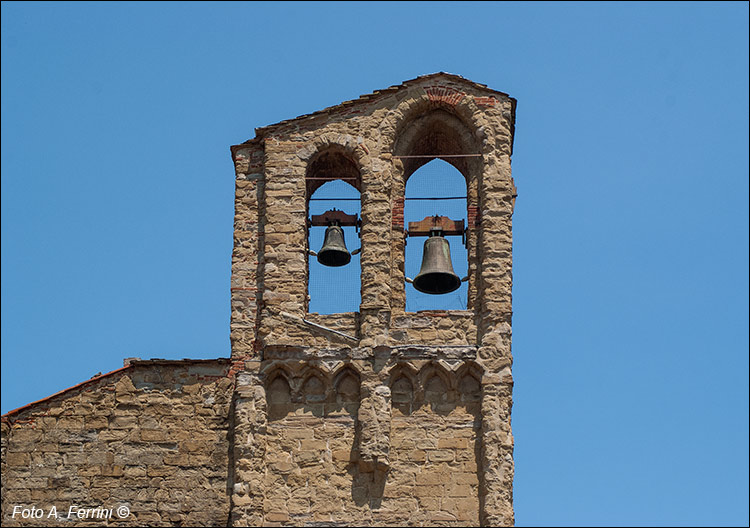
[2,73,517,526]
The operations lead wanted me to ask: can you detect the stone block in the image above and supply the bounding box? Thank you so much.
[427,449,455,463]
[5,451,30,466]
[265,511,290,522]
[437,437,469,449]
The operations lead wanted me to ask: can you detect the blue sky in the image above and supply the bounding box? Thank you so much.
[1,2,748,526]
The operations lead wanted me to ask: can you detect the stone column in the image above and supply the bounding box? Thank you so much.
[359,157,393,346]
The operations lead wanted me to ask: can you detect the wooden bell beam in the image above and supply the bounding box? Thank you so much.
[406,215,465,237]
[309,208,360,228]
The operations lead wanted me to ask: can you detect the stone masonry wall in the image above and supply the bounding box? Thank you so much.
[237,353,483,526]
[1,73,516,528]
[228,74,516,526]
[1,360,234,527]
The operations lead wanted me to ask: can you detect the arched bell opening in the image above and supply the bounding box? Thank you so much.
[394,109,480,312]
[306,148,362,315]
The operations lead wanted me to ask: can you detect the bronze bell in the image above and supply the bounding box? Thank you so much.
[413,231,461,294]
[317,223,351,267]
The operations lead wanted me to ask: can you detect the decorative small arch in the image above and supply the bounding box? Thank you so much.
[266,370,293,421]
[329,365,361,417]
[391,376,414,416]
[300,370,328,404]
[423,374,448,401]
[267,373,292,403]
[455,362,483,416]
[419,362,456,411]
[385,362,419,389]
[333,366,361,403]
[418,361,454,390]
[387,363,418,416]
[455,360,483,380]
[458,372,481,402]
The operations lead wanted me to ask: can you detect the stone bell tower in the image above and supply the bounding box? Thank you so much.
[228,73,517,526]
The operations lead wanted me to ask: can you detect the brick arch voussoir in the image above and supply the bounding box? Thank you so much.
[378,90,492,157]
[304,136,369,197]
[303,133,370,169]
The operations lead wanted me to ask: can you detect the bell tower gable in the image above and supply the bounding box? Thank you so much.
[228,73,517,527]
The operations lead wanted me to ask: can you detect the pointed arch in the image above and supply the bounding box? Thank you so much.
[419,361,455,406]
[404,159,469,311]
[457,370,482,403]
[394,108,481,182]
[388,363,418,416]
[266,372,292,404]
[265,369,293,421]
[333,365,361,403]
[305,145,362,196]
[299,369,329,404]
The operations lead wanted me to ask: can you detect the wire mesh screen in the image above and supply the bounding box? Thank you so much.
[307,180,361,314]
[405,159,468,311]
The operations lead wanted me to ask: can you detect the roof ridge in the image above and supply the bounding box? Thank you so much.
[232,73,511,149]
[1,357,233,420]
[1,365,133,420]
